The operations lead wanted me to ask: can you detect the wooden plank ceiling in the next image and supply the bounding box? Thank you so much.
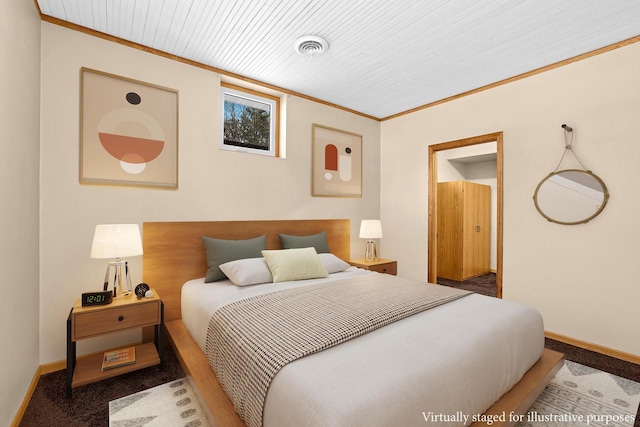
[36,0,640,119]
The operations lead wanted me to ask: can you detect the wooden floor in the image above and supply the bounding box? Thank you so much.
[166,319,564,427]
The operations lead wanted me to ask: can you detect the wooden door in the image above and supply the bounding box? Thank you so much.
[462,182,491,279]
[437,182,463,280]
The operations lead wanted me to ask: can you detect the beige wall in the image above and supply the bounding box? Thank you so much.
[381,41,640,356]
[40,22,380,363]
[0,1,41,424]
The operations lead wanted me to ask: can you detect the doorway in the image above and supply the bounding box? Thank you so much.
[427,132,503,298]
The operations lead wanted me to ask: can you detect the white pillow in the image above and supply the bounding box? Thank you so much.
[261,247,329,283]
[218,257,273,286]
[318,253,351,273]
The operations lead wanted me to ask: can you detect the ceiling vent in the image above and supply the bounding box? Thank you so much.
[294,35,329,58]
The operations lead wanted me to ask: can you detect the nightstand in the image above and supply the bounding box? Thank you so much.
[349,258,397,275]
[66,290,164,397]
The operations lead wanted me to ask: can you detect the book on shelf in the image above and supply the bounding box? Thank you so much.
[101,346,136,371]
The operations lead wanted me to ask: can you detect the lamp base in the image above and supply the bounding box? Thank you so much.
[102,259,133,297]
[364,240,378,261]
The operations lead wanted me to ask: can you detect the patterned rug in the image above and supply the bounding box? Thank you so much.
[108,361,639,427]
[517,361,640,427]
[109,378,210,427]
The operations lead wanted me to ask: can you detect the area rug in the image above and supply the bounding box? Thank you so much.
[109,362,638,427]
[109,377,210,427]
[516,360,639,427]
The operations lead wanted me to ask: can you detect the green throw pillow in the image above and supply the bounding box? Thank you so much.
[279,231,330,253]
[202,235,266,282]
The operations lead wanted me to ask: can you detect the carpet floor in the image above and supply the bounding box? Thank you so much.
[19,276,640,427]
[20,340,640,427]
[20,347,185,427]
[438,272,498,297]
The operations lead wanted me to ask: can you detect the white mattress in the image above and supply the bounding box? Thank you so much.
[182,268,544,427]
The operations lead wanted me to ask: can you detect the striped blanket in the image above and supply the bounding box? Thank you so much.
[205,273,470,427]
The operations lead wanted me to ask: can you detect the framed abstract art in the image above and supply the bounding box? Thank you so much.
[80,68,179,189]
[311,124,362,197]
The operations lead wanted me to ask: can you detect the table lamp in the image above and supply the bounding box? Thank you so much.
[91,224,143,297]
[359,220,383,261]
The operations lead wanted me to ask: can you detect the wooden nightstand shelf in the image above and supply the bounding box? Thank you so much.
[349,258,397,275]
[66,290,164,397]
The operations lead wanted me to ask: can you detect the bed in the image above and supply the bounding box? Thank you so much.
[142,219,563,427]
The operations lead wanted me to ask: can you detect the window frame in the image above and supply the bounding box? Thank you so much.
[220,82,280,157]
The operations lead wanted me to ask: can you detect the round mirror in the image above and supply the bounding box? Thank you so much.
[533,169,609,225]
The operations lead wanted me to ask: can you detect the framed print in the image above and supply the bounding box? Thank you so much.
[312,124,362,197]
[80,68,178,189]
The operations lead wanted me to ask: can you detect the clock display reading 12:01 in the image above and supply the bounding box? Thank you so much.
[81,291,113,306]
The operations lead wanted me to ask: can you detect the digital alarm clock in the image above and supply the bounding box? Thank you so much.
[81,291,113,306]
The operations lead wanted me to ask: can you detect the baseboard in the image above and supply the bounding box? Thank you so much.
[10,366,41,427]
[41,359,66,374]
[545,331,640,365]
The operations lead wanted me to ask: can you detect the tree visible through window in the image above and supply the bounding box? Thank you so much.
[220,83,279,156]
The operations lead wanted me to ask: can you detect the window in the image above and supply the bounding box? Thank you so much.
[220,83,279,157]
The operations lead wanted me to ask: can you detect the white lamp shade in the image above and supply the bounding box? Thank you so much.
[359,220,383,239]
[91,224,143,259]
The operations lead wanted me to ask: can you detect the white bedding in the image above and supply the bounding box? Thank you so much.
[182,268,544,427]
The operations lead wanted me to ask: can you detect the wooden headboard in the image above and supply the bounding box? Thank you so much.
[142,219,351,322]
